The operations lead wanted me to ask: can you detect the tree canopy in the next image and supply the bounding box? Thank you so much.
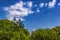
[30,26,60,40]
[0,19,30,40]
[0,19,60,40]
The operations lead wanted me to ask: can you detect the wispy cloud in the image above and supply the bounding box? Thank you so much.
[36,8,40,13]
[4,0,58,21]
[4,1,34,21]
[45,3,48,7]
[48,0,56,8]
[58,3,60,6]
[39,3,44,7]
[27,1,33,8]
[39,0,56,8]
[34,4,37,7]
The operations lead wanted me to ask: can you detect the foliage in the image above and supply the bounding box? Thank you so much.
[0,19,60,40]
[0,19,30,40]
[30,26,60,40]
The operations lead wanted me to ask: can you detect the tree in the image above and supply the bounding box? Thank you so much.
[16,18,24,28]
[0,19,30,40]
[30,26,60,40]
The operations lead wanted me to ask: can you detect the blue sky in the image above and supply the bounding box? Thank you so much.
[0,0,60,31]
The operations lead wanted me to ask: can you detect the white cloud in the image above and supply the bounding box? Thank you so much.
[27,1,33,8]
[34,4,37,7]
[4,1,34,21]
[36,8,40,13]
[39,0,56,8]
[45,3,48,7]
[58,3,60,6]
[48,0,56,8]
[39,3,44,7]
[4,0,57,21]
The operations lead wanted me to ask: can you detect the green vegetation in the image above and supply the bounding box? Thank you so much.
[0,19,30,40]
[0,19,60,40]
[30,26,60,40]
